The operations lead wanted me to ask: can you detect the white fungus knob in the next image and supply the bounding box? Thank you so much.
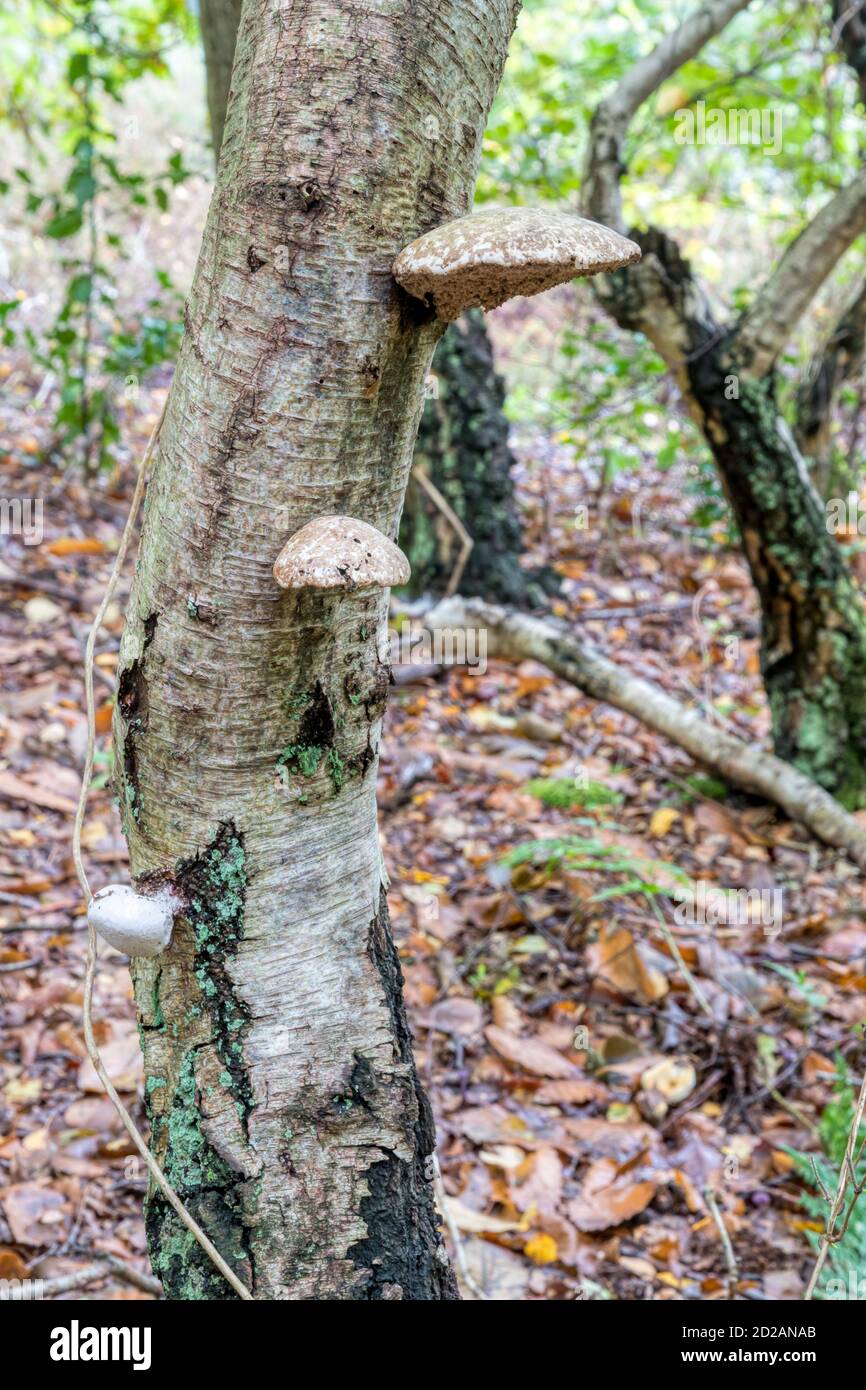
[87,883,176,958]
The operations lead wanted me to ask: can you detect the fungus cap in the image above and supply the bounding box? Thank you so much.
[393,207,641,321]
[274,515,410,591]
[88,883,176,958]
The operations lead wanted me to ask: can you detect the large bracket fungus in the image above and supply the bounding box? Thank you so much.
[273,515,411,592]
[392,206,641,321]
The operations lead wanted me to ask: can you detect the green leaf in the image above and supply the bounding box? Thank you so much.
[67,52,90,84]
[44,208,83,239]
[67,273,93,305]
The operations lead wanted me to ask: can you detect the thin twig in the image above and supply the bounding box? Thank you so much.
[412,465,473,598]
[432,1154,487,1300]
[648,897,714,1018]
[0,1256,162,1301]
[804,1060,866,1299]
[703,1185,739,1298]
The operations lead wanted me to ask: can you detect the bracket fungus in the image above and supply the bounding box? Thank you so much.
[274,515,410,592]
[88,882,178,959]
[392,207,641,321]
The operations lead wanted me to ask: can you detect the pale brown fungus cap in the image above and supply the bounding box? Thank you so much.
[274,515,411,591]
[393,207,641,321]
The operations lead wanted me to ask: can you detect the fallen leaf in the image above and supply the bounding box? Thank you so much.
[0,771,77,815]
[568,1158,657,1232]
[588,923,668,1003]
[512,1145,564,1215]
[0,1248,30,1279]
[430,997,483,1037]
[77,1033,143,1094]
[1,1182,72,1246]
[461,1237,530,1300]
[46,536,105,556]
[485,1025,578,1079]
[535,1079,605,1105]
[443,1198,523,1235]
[650,807,679,837]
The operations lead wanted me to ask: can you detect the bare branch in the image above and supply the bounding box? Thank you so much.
[734,170,866,377]
[427,596,866,870]
[583,0,754,229]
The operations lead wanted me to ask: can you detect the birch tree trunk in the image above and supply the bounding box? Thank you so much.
[117,0,520,1300]
[200,1,540,607]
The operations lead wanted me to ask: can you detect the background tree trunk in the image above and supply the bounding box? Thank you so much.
[401,310,553,604]
[598,227,866,807]
[582,0,866,806]
[198,0,242,159]
[119,0,520,1300]
[796,279,866,495]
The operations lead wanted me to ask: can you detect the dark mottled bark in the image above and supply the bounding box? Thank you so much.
[602,228,866,806]
[582,0,866,807]
[199,0,243,161]
[833,0,866,105]
[401,310,556,604]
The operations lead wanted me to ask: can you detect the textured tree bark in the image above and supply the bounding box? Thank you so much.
[199,0,243,159]
[117,0,520,1300]
[401,311,553,604]
[429,596,866,868]
[599,228,866,807]
[797,279,866,494]
[202,2,539,609]
[583,0,866,805]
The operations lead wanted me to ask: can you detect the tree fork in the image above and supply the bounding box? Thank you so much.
[116,0,521,1300]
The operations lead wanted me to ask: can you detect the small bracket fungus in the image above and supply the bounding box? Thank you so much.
[87,883,178,959]
[392,207,641,321]
[274,515,410,592]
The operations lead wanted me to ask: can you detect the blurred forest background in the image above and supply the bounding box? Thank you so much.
[2,0,866,1301]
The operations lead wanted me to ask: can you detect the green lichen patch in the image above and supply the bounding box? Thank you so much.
[176,825,254,1133]
[277,742,324,778]
[145,1048,249,1301]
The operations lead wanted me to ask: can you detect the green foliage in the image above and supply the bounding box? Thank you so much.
[481,0,866,503]
[503,832,689,904]
[524,776,623,809]
[765,963,828,1017]
[791,1057,866,1300]
[0,1,193,469]
[680,774,729,801]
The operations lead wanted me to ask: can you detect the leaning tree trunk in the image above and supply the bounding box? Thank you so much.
[599,228,866,808]
[117,0,520,1300]
[692,366,866,806]
[199,0,243,159]
[582,0,866,807]
[401,310,552,604]
[796,279,866,496]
